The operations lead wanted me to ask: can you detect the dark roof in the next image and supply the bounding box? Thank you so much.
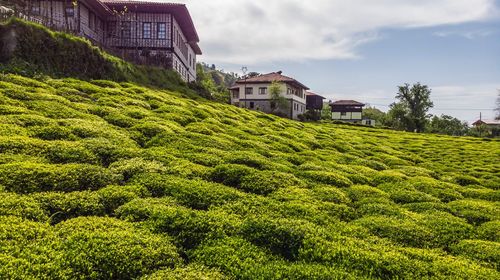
[101,1,201,54]
[235,72,309,90]
[306,91,325,99]
[330,100,365,106]
[83,0,114,16]
[472,119,500,126]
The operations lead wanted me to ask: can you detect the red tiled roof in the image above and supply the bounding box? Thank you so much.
[235,72,309,90]
[473,119,500,126]
[330,100,365,106]
[306,91,325,99]
[101,1,201,54]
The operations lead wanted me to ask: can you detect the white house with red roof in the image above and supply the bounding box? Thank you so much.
[230,71,309,120]
[8,0,201,81]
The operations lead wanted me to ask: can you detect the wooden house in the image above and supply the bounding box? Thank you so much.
[4,0,202,82]
[306,91,325,111]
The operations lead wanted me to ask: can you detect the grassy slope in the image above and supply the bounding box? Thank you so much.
[0,73,499,279]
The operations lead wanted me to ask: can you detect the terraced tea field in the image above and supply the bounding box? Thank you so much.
[0,74,499,279]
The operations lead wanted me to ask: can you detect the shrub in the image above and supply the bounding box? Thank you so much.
[419,211,473,248]
[448,199,499,225]
[453,174,481,186]
[451,240,500,269]
[372,170,407,186]
[55,217,181,279]
[476,221,500,242]
[0,162,119,193]
[239,171,303,195]
[209,164,256,187]
[31,191,105,224]
[132,174,244,210]
[312,185,351,204]
[140,265,228,280]
[44,142,99,164]
[0,192,47,221]
[402,202,451,213]
[240,217,310,260]
[347,185,390,202]
[109,157,166,181]
[300,171,353,188]
[97,184,150,214]
[352,216,434,248]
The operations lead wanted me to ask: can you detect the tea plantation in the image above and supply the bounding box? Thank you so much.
[0,73,499,279]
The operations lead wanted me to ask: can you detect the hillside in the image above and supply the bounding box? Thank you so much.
[0,72,499,279]
[0,18,500,280]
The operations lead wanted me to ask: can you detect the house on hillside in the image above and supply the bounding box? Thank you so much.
[472,119,500,137]
[329,100,375,126]
[1,0,201,82]
[230,71,309,120]
[306,92,326,111]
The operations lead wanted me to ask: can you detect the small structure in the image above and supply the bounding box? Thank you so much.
[472,119,500,137]
[329,100,364,121]
[306,91,325,111]
[230,71,309,120]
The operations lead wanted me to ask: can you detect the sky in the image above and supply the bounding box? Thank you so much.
[177,0,500,123]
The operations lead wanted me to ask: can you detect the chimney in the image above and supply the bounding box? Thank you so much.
[277,71,283,75]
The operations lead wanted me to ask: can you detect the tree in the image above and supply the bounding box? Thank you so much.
[389,83,434,132]
[363,106,388,126]
[426,115,469,136]
[269,81,288,115]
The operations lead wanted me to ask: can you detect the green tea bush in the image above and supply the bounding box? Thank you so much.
[44,142,99,164]
[300,171,352,188]
[56,217,181,279]
[239,171,303,195]
[132,174,244,209]
[347,185,390,202]
[419,211,473,248]
[453,174,481,186]
[140,265,228,280]
[109,157,166,181]
[209,164,256,188]
[451,240,500,269]
[372,170,407,186]
[409,176,464,202]
[0,192,47,221]
[0,162,119,193]
[240,217,310,260]
[476,221,500,242]
[30,124,76,140]
[352,216,434,248]
[31,191,105,223]
[402,202,451,213]
[97,184,150,214]
[448,199,500,225]
[312,184,351,204]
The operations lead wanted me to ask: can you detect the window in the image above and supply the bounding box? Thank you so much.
[287,88,292,95]
[65,6,74,17]
[245,87,253,95]
[232,92,240,99]
[121,21,131,39]
[143,22,152,39]
[157,23,167,39]
[31,2,40,15]
[249,102,255,109]
[89,12,95,30]
[259,87,267,95]
[341,112,347,116]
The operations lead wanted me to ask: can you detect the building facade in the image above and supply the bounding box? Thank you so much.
[7,0,201,81]
[230,72,309,120]
[330,100,365,121]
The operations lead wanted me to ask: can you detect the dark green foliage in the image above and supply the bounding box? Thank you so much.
[209,164,256,187]
[56,217,181,279]
[0,60,499,278]
[0,162,119,193]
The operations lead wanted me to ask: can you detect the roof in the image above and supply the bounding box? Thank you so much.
[83,0,114,17]
[472,119,500,126]
[101,1,201,54]
[330,100,365,106]
[235,72,309,90]
[306,91,325,99]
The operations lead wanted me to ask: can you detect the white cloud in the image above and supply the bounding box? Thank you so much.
[175,0,497,64]
[433,30,494,39]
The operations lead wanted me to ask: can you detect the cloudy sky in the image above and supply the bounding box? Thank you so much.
[178,0,500,122]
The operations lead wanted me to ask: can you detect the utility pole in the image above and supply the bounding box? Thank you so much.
[241,66,247,108]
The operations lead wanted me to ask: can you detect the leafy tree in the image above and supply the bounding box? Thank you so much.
[363,107,388,126]
[390,83,434,132]
[247,72,260,78]
[426,115,469,136]
[321,102,332,120]
[269,81,288,114]
[386,102,412,131]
